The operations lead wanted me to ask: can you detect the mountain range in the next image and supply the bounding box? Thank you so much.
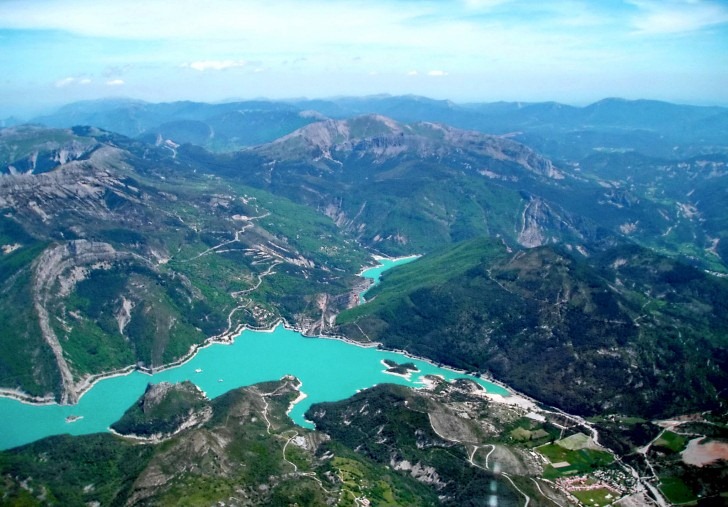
[0,95,726,506]
[30,95,728,158]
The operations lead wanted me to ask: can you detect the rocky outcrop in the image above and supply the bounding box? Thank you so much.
[0,146,144,231]
[115,296,134,335]
[32,240,151,404]
[139,382,178,411]
[1,126,99,175]
[390,458,447,488]
[518,199,550,248]
[517,196,587,248]
[111,381,211,442]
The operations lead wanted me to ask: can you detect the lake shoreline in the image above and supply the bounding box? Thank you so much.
[0,319,540,451]
[0,253,513,414]
[356,254,421,304]
[355,253,421,277]
[0,315,513,408]
[1,255,424,406]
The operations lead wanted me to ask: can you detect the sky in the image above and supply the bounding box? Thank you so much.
[0,0,727,116]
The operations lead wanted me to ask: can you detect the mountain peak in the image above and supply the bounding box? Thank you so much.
[264,114,407,156]
[252,115,563,184]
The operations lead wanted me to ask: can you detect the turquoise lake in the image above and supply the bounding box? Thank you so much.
[359,255,418,303]
[0,257,509,450]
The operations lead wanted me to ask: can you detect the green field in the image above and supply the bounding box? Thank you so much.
[571,487,618,507]
[659,476,698,505]
[510,427,533,441]
[538,443,614,479]
[653,431,688,453]
[558,433,592,450]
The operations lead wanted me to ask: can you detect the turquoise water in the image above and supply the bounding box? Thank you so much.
[359,255,419,303]
[0,257,509,450]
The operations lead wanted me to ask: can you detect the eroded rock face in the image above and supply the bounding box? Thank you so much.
[517,196,586,248]
[390,458,447,489]
[1,126,100,175]
[518,198,550,248]
[34,240,136,297]
[0,146,144,227]
[32,240,147,404]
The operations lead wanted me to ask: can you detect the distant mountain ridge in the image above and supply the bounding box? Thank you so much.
[258,114,563,179]
[28,95,728,158]
[33,99,320,153]
[290,96,728,160]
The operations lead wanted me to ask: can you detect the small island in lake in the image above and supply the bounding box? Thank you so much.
[382,359,420,377]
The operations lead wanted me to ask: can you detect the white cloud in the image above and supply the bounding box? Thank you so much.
[462,0,512,10]
[55,76,92,87]
[407,70,419,76]
[0,1,419,44]
[427,70,448,77]
[183,60,248,71]
[0,0,641,73]
[629,0,728,34]
[106,79,125,86]
[55,77,75,88]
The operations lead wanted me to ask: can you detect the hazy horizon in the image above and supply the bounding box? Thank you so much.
[1,0,727,117]
[4,93,728,122]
